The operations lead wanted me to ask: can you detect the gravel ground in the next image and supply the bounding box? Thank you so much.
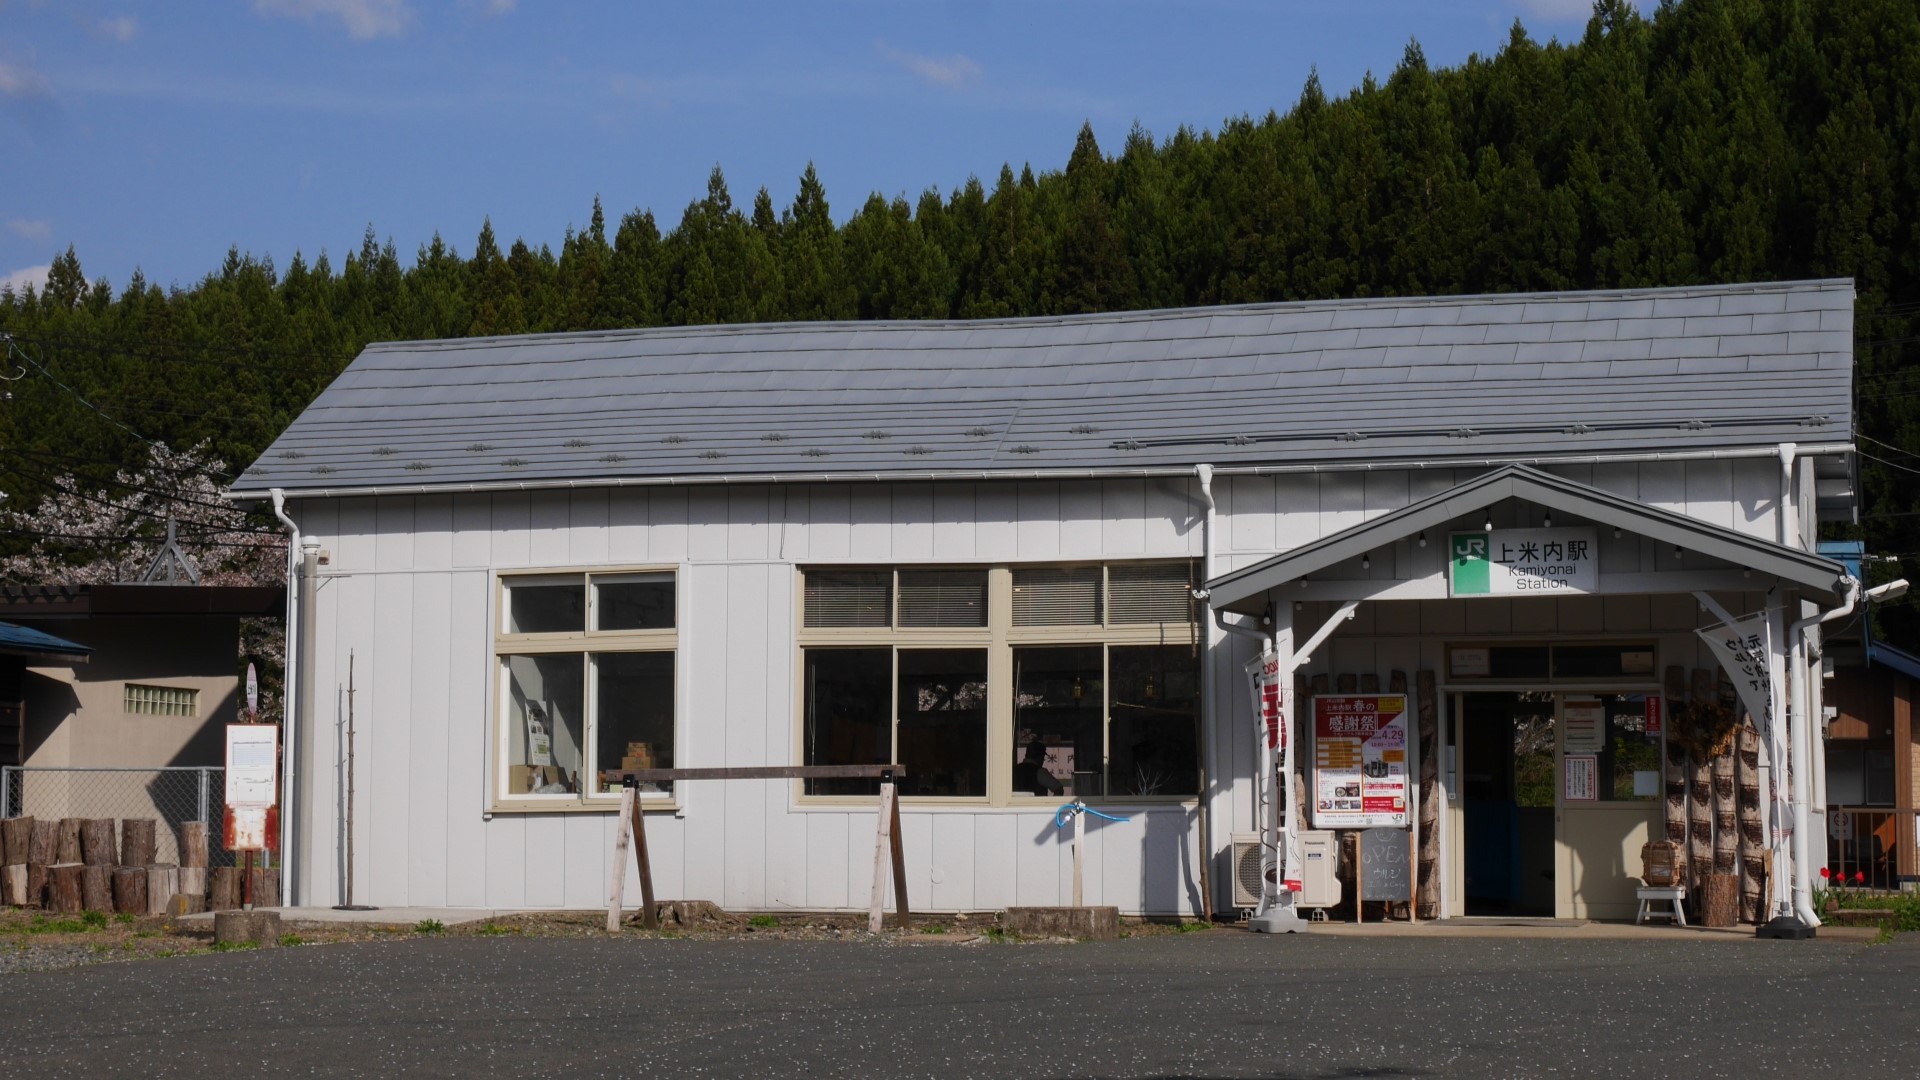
[0,928,1913,1078]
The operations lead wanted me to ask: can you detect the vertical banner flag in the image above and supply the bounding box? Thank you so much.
[1697,611,1775,736]
[1245,652,1284,753]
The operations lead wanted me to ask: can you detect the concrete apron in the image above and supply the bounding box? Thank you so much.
[178,906,530,928]
[1271,918,1881,942]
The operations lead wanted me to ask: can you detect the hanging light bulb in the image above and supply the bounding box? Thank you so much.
[1144,673,1158,701]
[1071,674,1084,701]
[1673,545,1684,560]
[1483,513,1493,532]
[1543,511,1553,528]
[1417,532,1427,548]
[1613,526,1623,539]
[1362,552,1371,570]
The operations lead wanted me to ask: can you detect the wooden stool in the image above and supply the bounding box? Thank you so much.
[1636,885,1687,925]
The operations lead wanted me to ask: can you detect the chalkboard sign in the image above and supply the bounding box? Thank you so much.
[1358,826,1412,902]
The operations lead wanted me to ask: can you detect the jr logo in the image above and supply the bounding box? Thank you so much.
[1450,533,1491,595]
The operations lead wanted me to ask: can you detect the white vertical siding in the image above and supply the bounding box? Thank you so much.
[290,461,1778,915]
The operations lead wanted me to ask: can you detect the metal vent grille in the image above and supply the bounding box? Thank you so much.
[1108,563,1193,625]
[1231,833,1267,908]
[1011,567,1102,627]
[897,570,987,628]
[803,571,892,628]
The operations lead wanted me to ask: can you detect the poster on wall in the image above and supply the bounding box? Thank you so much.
[1311,695,1411,829]
[1563,698,1605,752]
[1564,754,1599,802]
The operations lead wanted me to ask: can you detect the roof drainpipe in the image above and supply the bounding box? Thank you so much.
[1783,575,1856,933]
[1192,464,1218,922]
[269,490,299,905]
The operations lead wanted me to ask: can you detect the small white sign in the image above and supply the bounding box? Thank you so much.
[1450,647,1490,678]
[225,724,278,809]
[230,806,270,852]
[1564,699,1605,753]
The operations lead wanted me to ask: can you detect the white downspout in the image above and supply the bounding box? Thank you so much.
[1193,464,1217,919]
[1787,577,1856,928]
[269,489,299,905]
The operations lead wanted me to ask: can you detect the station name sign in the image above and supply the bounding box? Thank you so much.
[1450,527,1598,596]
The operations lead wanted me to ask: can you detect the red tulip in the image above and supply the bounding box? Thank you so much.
[1820,866,1832,879]
[1854,871,1866,885]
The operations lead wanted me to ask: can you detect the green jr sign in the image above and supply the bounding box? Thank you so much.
[1449,527,1598,597]
[1450,533,1491,595]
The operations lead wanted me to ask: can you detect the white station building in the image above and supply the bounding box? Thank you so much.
[232,278,1858,923]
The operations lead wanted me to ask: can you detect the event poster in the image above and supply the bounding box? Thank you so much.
[1312,695,1411,829]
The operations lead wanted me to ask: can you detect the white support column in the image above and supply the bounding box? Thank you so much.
[1250,597,1357,935]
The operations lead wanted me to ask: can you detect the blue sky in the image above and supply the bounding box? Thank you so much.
[1,0,1613,295]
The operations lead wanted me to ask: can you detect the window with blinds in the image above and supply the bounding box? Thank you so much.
[803,570,893,628]
[124,683,198,717]
[1108,563,1194,624]
[1011,567,1103,627]
[897,570,988,628]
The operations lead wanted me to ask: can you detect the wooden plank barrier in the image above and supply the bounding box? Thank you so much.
[599,765,911,934]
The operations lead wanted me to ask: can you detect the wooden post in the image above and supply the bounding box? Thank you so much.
[210,867,239,911]
[120,819,157,867]
[1356,831,1364,925]
[629,782,656,931]
[112,866,147,914]
[1737,724,1767,923]
[1071,808,1085,908]
[27,864,47,909]
[2,816,33,865]
[607,783,635,932]
[868,781,895,933]
[48,864,83,914]
[81,864,113,911]
[2,864,23,906]
[55,819,82,864]
[888,773,909,930]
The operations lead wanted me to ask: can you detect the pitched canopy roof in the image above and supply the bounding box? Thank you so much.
[232,280,1853,498]
[1204,464,1850,612]
[0,621,91,664]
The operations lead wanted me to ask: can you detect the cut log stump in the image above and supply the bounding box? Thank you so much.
[1,816,33,865]
[112,866,147,915]
[178,866,207,903]
[28,819,57,866]
[209,867,240,911]
[178,822,209,868]
[146,865,178,916]
[1702,873,1740,928]
[119,819,157,867]
[2,864,25,906]
[48,864,83,914]
[81,864,114,912]
[80,819,117,866]
[27,863,48,908]
[55,819,82,864]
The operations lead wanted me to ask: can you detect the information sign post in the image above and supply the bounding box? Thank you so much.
[224,724,279,911]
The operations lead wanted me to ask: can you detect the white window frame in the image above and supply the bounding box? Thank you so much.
[492,566,679,812]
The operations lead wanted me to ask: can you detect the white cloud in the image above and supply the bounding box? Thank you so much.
[6,218,51,242]
[253,0,413,40]
[876,41,982,89]
[1516,0,1638,20]
[0,264,50,296]
[94,16,139,42]
[0,58,50,99]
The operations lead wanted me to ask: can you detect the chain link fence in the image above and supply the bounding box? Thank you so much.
[0,766,237,867]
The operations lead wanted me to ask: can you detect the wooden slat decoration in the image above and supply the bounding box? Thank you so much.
[1415,670,1440,920]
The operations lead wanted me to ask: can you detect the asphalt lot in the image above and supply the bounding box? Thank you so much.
[1,931,1913,1078]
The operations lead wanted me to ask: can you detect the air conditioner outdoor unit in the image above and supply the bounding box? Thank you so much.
[1230,830,1343,910]
[1230,832,1267,908]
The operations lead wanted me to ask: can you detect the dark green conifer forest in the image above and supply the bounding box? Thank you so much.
[6,0,1920,635]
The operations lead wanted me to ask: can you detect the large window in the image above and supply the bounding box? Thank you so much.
[800,563,1199,802]
[497,570,676,805]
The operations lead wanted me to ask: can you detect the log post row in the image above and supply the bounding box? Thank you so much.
[1687,669,1714,909]
[1737,724,1767,923]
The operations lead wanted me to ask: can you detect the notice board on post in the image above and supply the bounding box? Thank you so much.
[1311,695,1412,829]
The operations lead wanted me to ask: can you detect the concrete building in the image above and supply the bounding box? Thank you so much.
[233,278,1858,923]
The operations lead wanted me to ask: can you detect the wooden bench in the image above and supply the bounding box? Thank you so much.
[1636,885,1687,925]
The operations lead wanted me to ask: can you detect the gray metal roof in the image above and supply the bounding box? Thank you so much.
[1205,464,1851,611]
[231,279,1855,498]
